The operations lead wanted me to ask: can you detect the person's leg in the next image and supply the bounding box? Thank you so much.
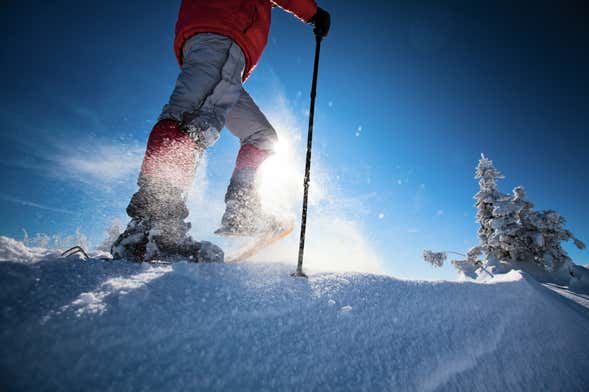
[113,33,245,261]
[144,33,246,191]
[225,88,278,152]
[219,88,279,234]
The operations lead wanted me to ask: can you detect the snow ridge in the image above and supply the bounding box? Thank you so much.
[1,237,588,391]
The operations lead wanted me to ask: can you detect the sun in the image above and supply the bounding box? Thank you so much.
[257,138,301,215]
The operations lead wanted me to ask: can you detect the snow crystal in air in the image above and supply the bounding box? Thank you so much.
[340,305,353,313]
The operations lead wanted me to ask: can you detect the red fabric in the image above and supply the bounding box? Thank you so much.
[175,0,318,81]
[234,143,270,171]
[140,120,198,190]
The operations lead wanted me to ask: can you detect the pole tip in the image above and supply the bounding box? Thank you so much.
[290,270,308,278]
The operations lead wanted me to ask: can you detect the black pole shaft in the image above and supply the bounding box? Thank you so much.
[294,35,322,277]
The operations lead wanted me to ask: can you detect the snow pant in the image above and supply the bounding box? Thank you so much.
[138,33,277,194]
[161,33,277,151]
[129,32,277,231]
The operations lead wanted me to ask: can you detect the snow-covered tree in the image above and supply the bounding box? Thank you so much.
[484,187,531,266]
[423,250,446,267]
[26,230,91,251]
[519,209,585,273]
[96,219,123,252]
[52,234,63,249]
[424,154,585,283]
[22,229,30,247]
[472,154,507,270]
[33,233,50,249]
[73,228,90,251]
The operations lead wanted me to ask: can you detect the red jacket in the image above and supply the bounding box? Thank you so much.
[175,0,318,81]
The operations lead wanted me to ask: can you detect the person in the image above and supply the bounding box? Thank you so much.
[111,0,331,262]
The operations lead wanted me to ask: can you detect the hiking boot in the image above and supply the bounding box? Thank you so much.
[217,168,282,236]
[111,217,223,263]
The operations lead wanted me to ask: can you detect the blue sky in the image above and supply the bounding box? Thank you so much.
[1,1,588,279]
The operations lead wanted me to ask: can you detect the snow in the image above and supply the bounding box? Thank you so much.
[0,236,58,263]
[1,237,589,391]
[543,283,589,309]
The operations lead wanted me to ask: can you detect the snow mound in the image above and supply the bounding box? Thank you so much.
[1,243,589,391]
[0,236,60,263]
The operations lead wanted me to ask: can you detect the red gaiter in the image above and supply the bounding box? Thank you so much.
[139,120,198,191]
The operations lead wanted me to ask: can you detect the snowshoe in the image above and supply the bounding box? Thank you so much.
[112,178,223,263]
[112,218,224,263]
[222,219,294,262]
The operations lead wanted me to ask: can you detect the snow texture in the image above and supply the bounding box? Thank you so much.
[2,238,589,391]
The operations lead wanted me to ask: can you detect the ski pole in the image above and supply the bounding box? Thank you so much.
[293,34,322,278]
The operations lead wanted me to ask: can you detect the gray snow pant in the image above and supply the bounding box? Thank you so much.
[160,33,277,151]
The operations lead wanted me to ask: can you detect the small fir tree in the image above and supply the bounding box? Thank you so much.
[425,154,585,282]
[473,154,506,269]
